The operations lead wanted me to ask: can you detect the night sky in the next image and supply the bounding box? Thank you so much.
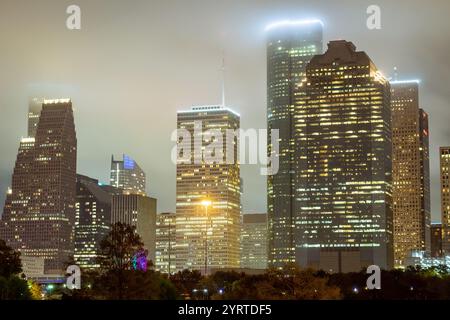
[0,0,449,221]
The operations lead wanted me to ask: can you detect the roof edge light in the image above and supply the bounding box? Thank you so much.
[265,19,324,32]
[390,79,421,85]
[177,105,240,117]
[43,98,71,104]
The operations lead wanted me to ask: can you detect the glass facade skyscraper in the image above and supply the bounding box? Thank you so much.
[110,154,146,196]
[266,20,323,268]
[27,97,43,138]
[111,194,157,262]
[293,40,393,272]
[440,147,450,254]
[155,212,176,274]
[175,105,241,273]
[0,99,77,275]
[241,213,268,270]
[75,174,116,269]
[391,80,431,266]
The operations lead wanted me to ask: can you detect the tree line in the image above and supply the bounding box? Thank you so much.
[1,222,450,300]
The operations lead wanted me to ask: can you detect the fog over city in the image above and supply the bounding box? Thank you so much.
[1,0,449,221]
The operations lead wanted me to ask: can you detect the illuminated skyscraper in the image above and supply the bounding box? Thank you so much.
[391,80,431,266]
[0,99,77,275]
[266,20,323,268]
[75,174,116,269]
[241,213,268,270]
[441,147,450,254]
[110,154,146,196]
[155,212,176,274]
[293,40,393,272]
[175,105,241,273]
[111,194,157,262]
[27,98,43,138]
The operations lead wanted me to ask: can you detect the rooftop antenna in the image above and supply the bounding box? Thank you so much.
[221,50,226,107]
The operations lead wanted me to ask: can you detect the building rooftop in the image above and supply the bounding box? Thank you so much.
[177,105,240,117]
[265,19,323,32]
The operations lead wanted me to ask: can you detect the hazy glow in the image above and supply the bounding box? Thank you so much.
[43,98,71,104]
[265,19,324,31]
[201,200,212,207]
[390,79,421,84]
[20,137,35,143]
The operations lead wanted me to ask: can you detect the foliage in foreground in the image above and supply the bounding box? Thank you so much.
[0,239,32,300]
[4,225,450,300]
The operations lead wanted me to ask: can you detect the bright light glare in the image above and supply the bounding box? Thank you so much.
[201,200,212,207]
[265,19,324,31]
[390,79,421,84]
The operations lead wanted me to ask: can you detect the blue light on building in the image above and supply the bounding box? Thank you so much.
[124,154,135,170]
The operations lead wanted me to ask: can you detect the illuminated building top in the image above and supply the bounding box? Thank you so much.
[177,105,240,117]
[390,79,421,85]
[265,19,324,32]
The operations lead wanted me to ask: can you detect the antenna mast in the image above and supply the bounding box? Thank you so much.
[221,51,226,107]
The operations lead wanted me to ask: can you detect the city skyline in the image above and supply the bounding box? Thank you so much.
[1,0,450,223]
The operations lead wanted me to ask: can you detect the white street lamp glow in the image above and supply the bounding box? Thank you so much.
[201,200,212,207]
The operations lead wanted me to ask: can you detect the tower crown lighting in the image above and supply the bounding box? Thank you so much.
[265,19,323,32]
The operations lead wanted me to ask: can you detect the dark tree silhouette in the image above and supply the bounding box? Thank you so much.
[170,269,204,297]
[97,222,144,299]
[0,239,31,300]
[0,239,22,278]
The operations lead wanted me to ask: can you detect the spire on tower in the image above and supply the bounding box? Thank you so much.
[221,50,226,107]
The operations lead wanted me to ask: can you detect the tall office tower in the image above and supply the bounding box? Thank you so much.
[175,105,241,273]
[110,154,146,196]
[241,213,268,270]
[75,174,116,269]
[441,147,450,254]
[155,212,176,274]
[266,20,323,268]
[391,80,431,266]
[293,40,393,272]
[111,194,157,262]
[430,223,443,258]
[419,108,431,247]
[28,98,43,137]
[0,99,77,275]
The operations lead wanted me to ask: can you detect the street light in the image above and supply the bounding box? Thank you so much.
[201,199,211,276]
[201,200,212,207]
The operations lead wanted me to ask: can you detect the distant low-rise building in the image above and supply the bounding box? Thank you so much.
[155,212,176,274]
[431,223,443,258]
[241,213,268,270]
[75,174,119,269]
[21,256,45,278]
[112,194,157,262]
[405,250,450,269]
